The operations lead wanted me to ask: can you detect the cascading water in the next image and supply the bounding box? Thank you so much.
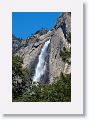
[33,39,50,82]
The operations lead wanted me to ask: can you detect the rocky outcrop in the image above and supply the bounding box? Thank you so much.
[53,12,71,38]
[13,12,71,84]
[12,38,28,53]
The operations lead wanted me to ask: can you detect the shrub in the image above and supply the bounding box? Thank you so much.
[67,32,71,44]
[60,47,71,63]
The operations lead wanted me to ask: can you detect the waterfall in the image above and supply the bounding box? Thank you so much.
[33,39,50,82]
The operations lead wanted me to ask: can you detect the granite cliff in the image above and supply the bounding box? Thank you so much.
[12,12,71,84]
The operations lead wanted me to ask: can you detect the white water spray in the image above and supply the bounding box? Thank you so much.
[33,39,50,82]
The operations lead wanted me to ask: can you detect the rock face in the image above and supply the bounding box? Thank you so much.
[53,12,71,38]
[12,12,71,83]
[12,35,28,53]
[49,28,65,83]
[48,12,71,83]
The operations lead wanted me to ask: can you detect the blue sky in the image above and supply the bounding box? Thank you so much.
[12,12,62,39]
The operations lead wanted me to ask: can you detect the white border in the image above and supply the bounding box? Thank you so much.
[0,0,83,114]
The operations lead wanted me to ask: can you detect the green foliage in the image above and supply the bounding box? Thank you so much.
[60,32,71,64]
[67,32,71,43]
[12,54,31,100]
[12,54,31,79]
[12,54,23,79]
[60,47,71,63]
[15,73,71,102]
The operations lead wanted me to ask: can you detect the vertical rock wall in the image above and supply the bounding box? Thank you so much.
[49,28,65,83]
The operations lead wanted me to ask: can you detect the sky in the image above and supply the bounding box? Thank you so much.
[12,12,62,39]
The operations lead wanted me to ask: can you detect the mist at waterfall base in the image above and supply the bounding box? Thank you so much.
[33,40,50,82]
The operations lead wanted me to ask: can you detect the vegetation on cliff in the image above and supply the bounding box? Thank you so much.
[60,32,71,64]
[67,32,71,44]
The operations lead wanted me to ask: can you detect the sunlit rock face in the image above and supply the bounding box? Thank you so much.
[48,28,65,83]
